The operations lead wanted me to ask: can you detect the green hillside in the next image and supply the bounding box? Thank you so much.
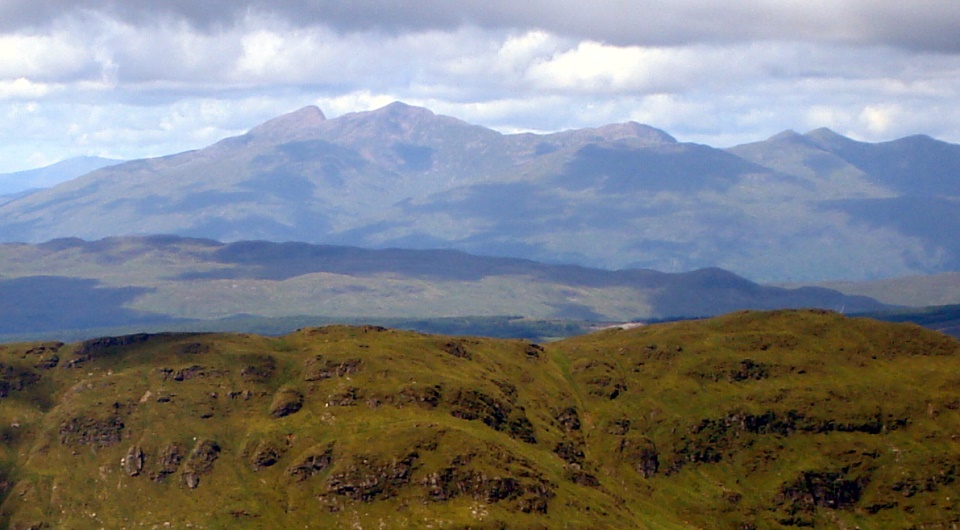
[0,310,959,528]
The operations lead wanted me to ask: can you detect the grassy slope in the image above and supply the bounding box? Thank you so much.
[1,310,959,528]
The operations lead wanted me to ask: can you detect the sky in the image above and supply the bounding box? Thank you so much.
[2,0,960,173]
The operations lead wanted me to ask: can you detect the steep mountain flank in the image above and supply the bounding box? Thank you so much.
[0,310,958,528]
[731,129,960,273]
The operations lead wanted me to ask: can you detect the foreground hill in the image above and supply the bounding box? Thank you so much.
[0,236,886,338]
[0,103,958,281]
[0,310,959,528]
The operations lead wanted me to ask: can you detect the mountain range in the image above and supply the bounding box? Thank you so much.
[0,156,121,198]
[0,103,958,282]
[0,236,886,340]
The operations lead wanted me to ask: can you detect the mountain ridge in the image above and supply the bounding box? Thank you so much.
[1,103,958,281]
[0,235,888,338]
[0,156,123,195]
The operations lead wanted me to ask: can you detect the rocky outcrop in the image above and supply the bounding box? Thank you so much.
[617,437,660,479]
[669,410,909,472]
[151,443,185,482]
[320,451,419,508]
[449,389,537,443]
[182,439,221,489]
[24,342,63,370]
[728,359,769,382]
[327,386,362,406]
[440,340,471,359]
[122,445,144,477]
[891,463,957,498]
[0,363,40,397]
[239,355,276,382]
[554,406,581,433]
[421,453,556,514]
[249,438,291,471]
[524,343,544,359]
[776,471,869,525]
[576,360,627,400]
[366,384,442,409]
[67,334,150,368]
[33,355,58,370]
[157,365,224,382]
[269,388,304,418]
[303,356,362,381]
[286,443,334,482]
[58,415,124,447]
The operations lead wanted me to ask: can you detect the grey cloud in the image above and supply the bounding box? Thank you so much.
[3,1,960,52]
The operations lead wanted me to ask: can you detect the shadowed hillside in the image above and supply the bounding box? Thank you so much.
[1,310,959,528]
[0,236,888,340]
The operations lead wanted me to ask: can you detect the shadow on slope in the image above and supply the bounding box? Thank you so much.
[0,276,171,333]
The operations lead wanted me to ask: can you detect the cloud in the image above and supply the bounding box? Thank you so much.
[4,1,960,51]
[0,79,55,100]
[0,2,958,173]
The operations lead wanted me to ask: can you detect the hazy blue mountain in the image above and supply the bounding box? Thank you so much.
[803,128,960,196]
[0,189,38,206]
[0,156,122,194]
[0,235,889,337]
[0,104,958,282]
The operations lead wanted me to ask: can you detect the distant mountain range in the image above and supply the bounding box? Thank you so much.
[0,156,122,196]
[0,236,887,338]
[0,103,957,282]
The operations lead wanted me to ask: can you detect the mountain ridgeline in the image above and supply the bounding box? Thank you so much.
[0,236,887,339]
[0,103,958,281]
[1,310,960,528]
[0,156,121,197]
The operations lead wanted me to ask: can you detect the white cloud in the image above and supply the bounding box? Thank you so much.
[0,3,959,173]
[0,32,90,80]
[0,78,55,99]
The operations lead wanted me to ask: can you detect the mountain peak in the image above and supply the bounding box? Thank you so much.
[596,122,677,144]
[381,101,433,115]
[555,121,676,145]
[804,127,855,146]
[367,101,443,125]
[247,105,327,140]
[325,101,491,146]
[761,129,826,149]
[768,129,803,141]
